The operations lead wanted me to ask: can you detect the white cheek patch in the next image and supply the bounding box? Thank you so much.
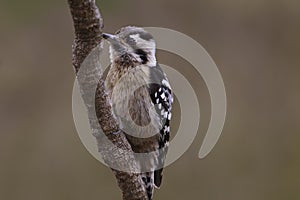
[129,34,141,43]
[130,34,155,49]
[129,34,157,67]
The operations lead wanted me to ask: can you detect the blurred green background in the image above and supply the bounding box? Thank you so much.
[0,0,300,199]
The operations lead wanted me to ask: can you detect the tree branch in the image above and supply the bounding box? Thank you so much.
[67,0,148,199]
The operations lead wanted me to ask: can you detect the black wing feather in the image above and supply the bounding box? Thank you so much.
[148,63,173,187]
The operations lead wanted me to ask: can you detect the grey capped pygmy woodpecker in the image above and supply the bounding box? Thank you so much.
[103,26,173,200]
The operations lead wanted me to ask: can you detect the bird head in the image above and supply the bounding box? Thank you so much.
[103,26,157,67]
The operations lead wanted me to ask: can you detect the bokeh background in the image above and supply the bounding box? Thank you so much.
[1,0,300,199]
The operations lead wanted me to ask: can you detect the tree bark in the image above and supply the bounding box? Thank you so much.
[67,0,148,199]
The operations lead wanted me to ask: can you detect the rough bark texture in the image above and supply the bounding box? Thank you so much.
[67,0,148,199]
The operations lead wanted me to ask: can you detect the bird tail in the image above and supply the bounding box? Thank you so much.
[154,168,163,188]
[141,172,154,200]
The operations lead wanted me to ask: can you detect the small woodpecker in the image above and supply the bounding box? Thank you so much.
[103,26,173,200]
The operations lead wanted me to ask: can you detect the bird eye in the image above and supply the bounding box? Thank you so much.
[127,37,135,45]
[135,49,148,64]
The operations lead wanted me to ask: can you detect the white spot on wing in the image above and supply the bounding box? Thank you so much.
[164,111,168,119]
[168,113,172,120]
[164,126,168,132]
[158,103,162,110]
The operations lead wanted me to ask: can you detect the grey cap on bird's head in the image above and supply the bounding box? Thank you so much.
[102,27,154,44]
[102,27,157,66]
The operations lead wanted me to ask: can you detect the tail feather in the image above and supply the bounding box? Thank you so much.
[141,172,154,200]
[154,169,163,188]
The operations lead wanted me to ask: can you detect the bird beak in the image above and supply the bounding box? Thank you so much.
[102,33,118,42]
[102,33,126,52]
